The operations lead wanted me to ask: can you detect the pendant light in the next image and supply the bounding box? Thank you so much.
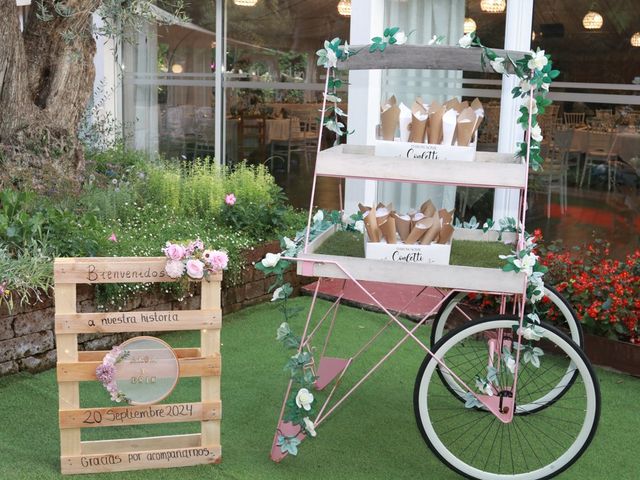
[464,18,477,34]
[337,0,351,17]
[480,0,506,14]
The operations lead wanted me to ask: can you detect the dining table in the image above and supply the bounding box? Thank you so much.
[557,128,640,163]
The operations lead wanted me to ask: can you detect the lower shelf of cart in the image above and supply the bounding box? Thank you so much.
[296,252,526,295]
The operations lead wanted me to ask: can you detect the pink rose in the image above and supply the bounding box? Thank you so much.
[186,259,205,279]
[204,250,229,272]
[225,193,236,206]
[164,243,186,261]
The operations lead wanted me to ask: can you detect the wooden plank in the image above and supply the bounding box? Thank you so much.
[78,347,200,362]
[297,253,526,294]
[56,283,82,462]
[315,145,527,189]
[81,433,202,455]
[61,444,221,474]
[57,353,221,382]
[337,44,526,72]
[54,257,222,284]
[59,401,221,429]
[200,280,221,451]
[55,309,221,334]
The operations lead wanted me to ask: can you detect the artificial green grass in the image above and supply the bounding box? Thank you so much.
[315,230,512,268]
[0,298,638,479]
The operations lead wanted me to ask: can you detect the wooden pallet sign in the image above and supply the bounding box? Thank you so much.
[54,257,222,474]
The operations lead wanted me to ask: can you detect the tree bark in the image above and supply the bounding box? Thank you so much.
[0,1,96,191]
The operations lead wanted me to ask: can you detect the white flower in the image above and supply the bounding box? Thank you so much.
[394,31,408,45]
[428,35,438,45]
[261,252,281,268]
[490,57,506,74]
[518,325,544,341]
[312,210,324,224]
[458,33,473,48]
[530,288,544,303]
[354,220,365,234]
[520,79,532,92]
[528,49,548,71]
[271,286,284,302]
[540,81,550,91]
[341,213,353,225]
[303,417,317,437]
[505,355,517,375]
[339,41,350,56]
[165,259,185,278]
[530,124,543,143]
[325,48,338,68]
[527,313,541,324]
[295,388,314,411]
[514,252,538,276]
[283,237,296,250]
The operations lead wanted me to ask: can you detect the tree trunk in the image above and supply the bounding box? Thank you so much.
[0,1,96,193]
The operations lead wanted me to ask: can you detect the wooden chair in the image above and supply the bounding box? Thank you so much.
[563,112,585,128]
[268,118,308,174]
[580,132,615,189]
[238,113,266,160]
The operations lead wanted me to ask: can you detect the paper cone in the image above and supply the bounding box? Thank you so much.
[408,100,428,143]
[358,203,371,214]
[410,212,425,230]
[393,213,411,241]
[426,102,444,145]
[444,98,460,111]
[442,109,458,146]
[471,98,484,139]
[438,209,454,226]
[405,217,433,244]
[363,210,381,243]
[420,213,441,245]
[438,224,455,245]
[456,107,477,147]
[379,216,397,244]
[420,199,436,217]
[380,95,400,141]
[398,102,412,142]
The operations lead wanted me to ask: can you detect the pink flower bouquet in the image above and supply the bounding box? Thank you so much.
[162,240,229,280]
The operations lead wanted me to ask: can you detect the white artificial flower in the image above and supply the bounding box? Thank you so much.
[490,57,506,74]
[520,79,532,92]
[325,48,338,68]
[283,237,296,250]
[303,417,317,437]
[354,220,365,234]
[514,252,538,276]
[505,355,517,374]
[518,325,544,341]
[295,388,314,411]
[530,288,544,303]
[530,124,543,143]
[165,259,185,278]
[527,313,541,324]
[261,252,282,268]
[458,33,473,48]
[271,286,284,302]
[312,210,324,224]
[341,213,353,225]
[394,31,408,45]
[528,49,548,71]
[540,81,550,91]
[428,35,438,45]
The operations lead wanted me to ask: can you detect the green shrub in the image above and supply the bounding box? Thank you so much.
[0,242,53,310]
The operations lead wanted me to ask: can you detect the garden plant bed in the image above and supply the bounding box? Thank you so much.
[584,333,640,377]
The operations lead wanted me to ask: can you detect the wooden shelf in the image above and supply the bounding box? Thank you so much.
[315,145,527,189]
[337,44,526,72]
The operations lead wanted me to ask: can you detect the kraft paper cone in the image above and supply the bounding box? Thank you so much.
[438,224,455,245]
[363,210,381,243]
[438,209,454,226]
[456,107,477,147]
[427,102,444,145]
[420,199,436,217]
[408,100,428,143]
[471,98,484,139]
[410,212,425,230]
[444,98,460,111]
[405,217,433,244]
[380,95,400,141]
[442,109,458,146]
[393,213,411,241]
[358,203,371,214]
[421,213,441,245]
[379,216,397,244]
[398,102,412,142]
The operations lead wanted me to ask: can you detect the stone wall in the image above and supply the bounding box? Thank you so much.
[0,241,309,377]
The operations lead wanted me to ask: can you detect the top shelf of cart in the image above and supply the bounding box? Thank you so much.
[337,44,526,72]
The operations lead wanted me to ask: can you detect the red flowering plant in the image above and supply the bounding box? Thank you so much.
[538,237,640,344]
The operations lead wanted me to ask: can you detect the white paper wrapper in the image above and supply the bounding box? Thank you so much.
[442,109,458,146]
[398,102,412,142]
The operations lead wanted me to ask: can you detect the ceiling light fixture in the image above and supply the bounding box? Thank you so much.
[337,0,351,17]
[582,10,604,30]
[480,0,506,14]
[233,0,259,6]
[631,32,640,47]
[464,17,477,34]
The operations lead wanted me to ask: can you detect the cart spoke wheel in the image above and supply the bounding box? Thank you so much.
[415,317,600,480]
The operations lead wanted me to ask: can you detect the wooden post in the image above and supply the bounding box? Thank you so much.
[200,278,221,455]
